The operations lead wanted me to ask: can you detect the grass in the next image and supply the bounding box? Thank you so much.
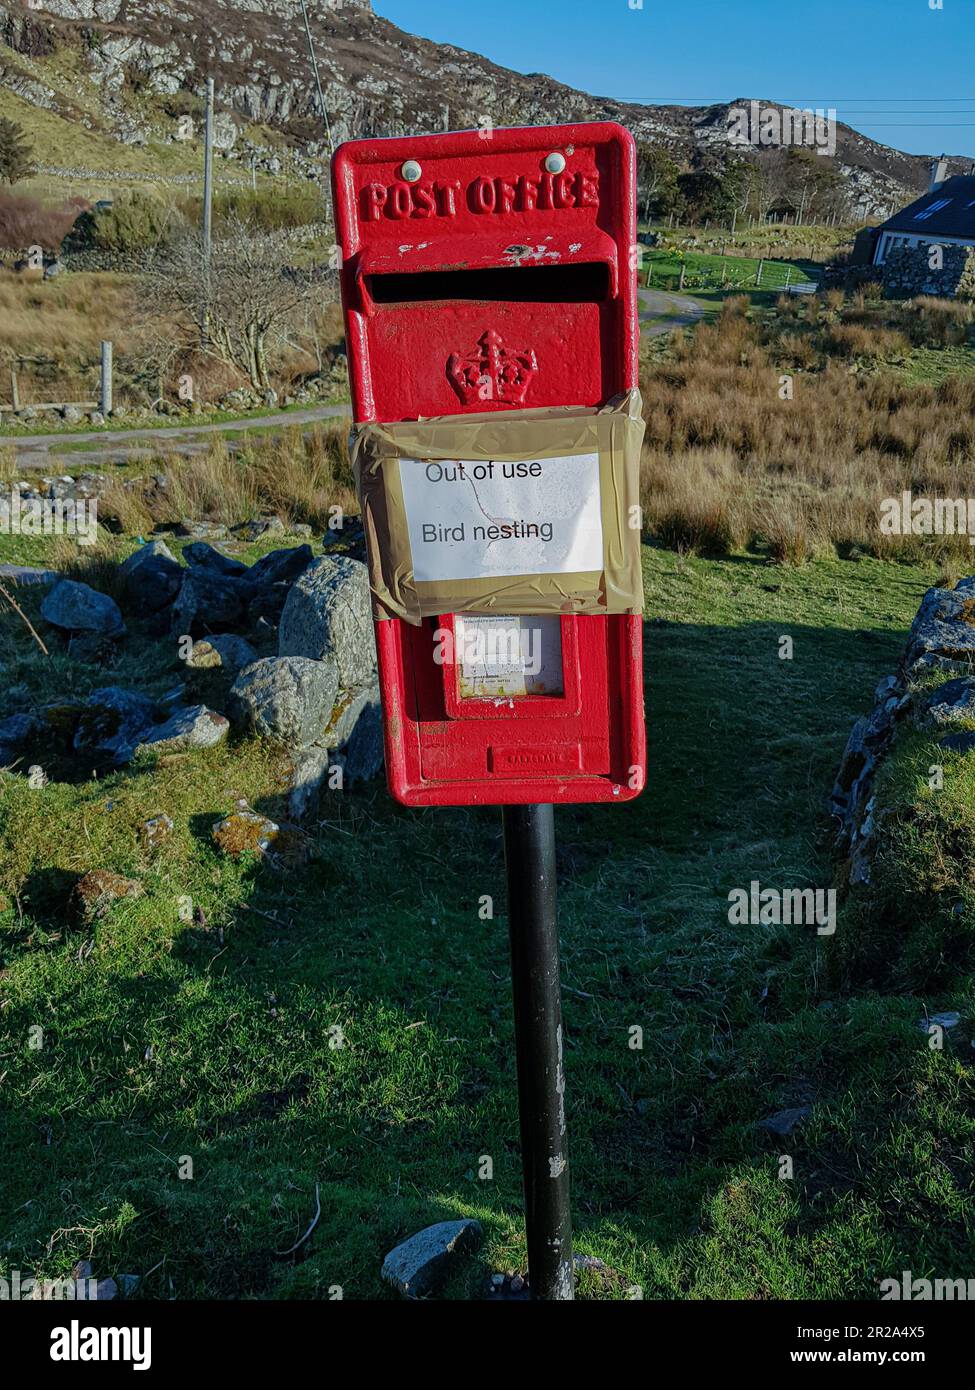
[643,220,859,262]
[1,543,973,1298]
[638,292,975,563]
[644,248,817,296]
[0,269,346,428]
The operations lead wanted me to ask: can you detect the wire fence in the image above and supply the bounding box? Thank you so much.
[646,256,823,296]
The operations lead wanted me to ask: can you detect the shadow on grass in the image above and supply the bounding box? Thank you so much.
[2,611,972,1298]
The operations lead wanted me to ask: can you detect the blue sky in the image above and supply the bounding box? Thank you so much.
[375,0,975,159]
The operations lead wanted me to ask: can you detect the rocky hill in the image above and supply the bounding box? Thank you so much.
[0,0,970,214]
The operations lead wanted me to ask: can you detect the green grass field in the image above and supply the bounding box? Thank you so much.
[645,247,816,292]
[2,543,971,1299]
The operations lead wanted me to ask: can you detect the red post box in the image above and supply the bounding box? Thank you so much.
[331,122,645,808]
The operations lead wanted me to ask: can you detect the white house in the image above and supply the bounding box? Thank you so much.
[873,160,975,268]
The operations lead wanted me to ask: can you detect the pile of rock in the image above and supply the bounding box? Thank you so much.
[2,535,382,808]
[832,578,975,883]
[0,684,230,778]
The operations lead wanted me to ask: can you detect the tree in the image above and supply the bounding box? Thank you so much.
[635,143,681,223]
[784,148,848,224]
[139,214,332,392]
[64,189,179,257]
[0,119,35,185]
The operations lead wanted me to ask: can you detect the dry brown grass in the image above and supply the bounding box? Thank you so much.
[97,425,356,535]
[0,271,140,405]
[640,294,975,563]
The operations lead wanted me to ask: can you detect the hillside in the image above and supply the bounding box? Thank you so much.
[0,0,970,214]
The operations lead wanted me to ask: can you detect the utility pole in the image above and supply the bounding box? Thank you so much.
[201,75,215,348]
[298,0,334,226]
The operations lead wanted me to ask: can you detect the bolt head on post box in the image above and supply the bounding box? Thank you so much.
[331,122,646,807]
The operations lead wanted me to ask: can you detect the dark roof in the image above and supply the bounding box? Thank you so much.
[880,176,975,238]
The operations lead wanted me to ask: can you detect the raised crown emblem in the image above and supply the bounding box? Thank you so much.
[447,329,538,405]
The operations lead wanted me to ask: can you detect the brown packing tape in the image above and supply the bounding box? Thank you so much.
[351,390,646,625]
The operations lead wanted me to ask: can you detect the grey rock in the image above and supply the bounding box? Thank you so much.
[0,710,37,768]
[118,540,183,611]
[140,814,174,850]
[925,678,975,727]
[232,515,285,541]
[186,633,257,676]
[939,731,975,754]
[171,569,248,634]
[229,655,338,748]
[759,1106,812,1137]
[136,705,229,753]
[278,555,375,687]
[0,713,38,749]
[68,629,123,663]
[331,688,383,783]
[174,519,228,540]
[248,544,313,587]
[212,806,279,858]
[904,587,975,673]
[917,1012,961,1033]
[287,745,333,820]
[874,674,899,703]
[288,682,383,818]
[183,542,248,577]
[41,579,124,635]
[0,563,57,586]
[246,581,293,629]
[381,1219,483,1299]
[75,687,157,764]
[61,405,83,425]
[321,680,381,750]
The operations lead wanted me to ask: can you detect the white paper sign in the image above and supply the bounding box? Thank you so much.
[398,453,603,583]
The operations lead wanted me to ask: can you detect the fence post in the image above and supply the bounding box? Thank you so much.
[785,267,792,290]
[678,263,686,291]
[100,341,113,417]
[10,369,20,412]
[755,260,764,287]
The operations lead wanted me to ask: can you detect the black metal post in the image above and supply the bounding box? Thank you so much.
[502,802,574,1301]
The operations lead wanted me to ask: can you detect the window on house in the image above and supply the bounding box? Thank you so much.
[914,198,952,221]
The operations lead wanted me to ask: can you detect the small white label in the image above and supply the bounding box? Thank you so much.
[455,615,564,697]
[399,453,602,582]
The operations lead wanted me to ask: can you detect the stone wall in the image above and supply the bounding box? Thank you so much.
[832,578,975,884]
[882,242,975,299]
